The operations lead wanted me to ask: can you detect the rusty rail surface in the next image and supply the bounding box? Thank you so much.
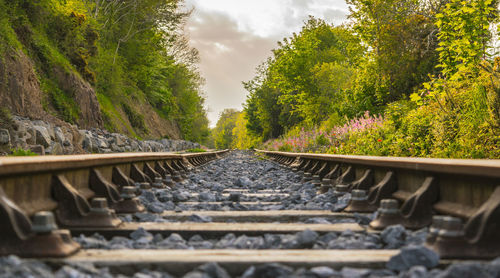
[0,150,228,257]
[256,150,500,259]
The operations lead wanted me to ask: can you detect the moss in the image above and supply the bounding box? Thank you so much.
[97,93,141,137]
[122,102,148,135]
[41,78,80,124]
[0,108,13,130]
[0,1,23,55]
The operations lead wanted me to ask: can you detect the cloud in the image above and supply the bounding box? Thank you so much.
[184,0,350,126]
[322,8,348,23]
[186,10,279,125]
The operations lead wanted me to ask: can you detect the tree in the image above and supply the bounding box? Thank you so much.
[244,17,364,140]
[346,0,442,102]
[435,0,499,77]
[212,109,240,149]
[232,112,256,149]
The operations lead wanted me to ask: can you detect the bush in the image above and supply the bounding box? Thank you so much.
[10,148,37,156]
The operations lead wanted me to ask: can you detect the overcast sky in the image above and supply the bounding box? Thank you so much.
[184,0,349,127]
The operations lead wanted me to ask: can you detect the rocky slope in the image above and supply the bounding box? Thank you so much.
[0,115,199,155]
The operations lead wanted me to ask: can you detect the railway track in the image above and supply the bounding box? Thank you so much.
[0,150,499,277]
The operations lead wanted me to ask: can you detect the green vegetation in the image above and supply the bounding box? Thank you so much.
[41,79,80,124]
[0,0,209,143]
[9,148,38,156]
[209,109,260,150]
[185,148,207,153]
[0,108,13,130]
[211,109,240,149]
[241,0,500,158]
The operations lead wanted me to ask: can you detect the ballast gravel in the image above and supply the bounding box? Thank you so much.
[134,151,351,213]
[74,225,427,251]
[4,152,498,277]
[1,255,500,278]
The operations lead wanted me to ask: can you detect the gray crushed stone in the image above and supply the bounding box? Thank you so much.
[1,252,500,277]
[133,152,350,213]
[6,152,498,277]
[74,225,428,251]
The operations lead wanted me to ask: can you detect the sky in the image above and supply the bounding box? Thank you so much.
[184,0,350,127]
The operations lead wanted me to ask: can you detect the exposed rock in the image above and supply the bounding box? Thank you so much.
[29,145,45,155]
[0,129,10,145]
[0,51,48,123]
[54,127,65,145]
[113,133,126,147]
[5,115,201,155]
[34,126,52,147]
[24,125,36,145]
[53,66,103,129]
[46,142,64,155]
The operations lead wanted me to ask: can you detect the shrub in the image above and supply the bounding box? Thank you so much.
[10,148,37,156]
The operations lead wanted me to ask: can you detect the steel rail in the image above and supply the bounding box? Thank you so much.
[256,149,500,259]
[257,150,500,178]
[0,150,228,257]
[0,151,227,176]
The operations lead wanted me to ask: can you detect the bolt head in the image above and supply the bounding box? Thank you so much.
[429,215,447,235]
[121,186,136,199]
[380,199,399,209]
[31,211,58,234]
[321,178,332,185]
[140,182,150,189]
[442,216,463,230]
[438,216,465,237]
[351,189,367,199]
[91,198,108,209]
[431,215,447,229]
[335,184,349,193]
[378,199,399,214]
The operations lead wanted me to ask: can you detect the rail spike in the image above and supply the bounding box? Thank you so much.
[94,168,144,213]
[52,175,121,228]
[0,188,80,257]
[89,168,121,203]
[335,166,355,188]
[130,164,152,189]
[172,160,188,179]
[350,169,374,192]
[370,176,440,230]
[112,166,135,189]
[367,171,398,207]
[430,186,500,259]
[401,176,439,229]
[155,161,174,187]
[164,161,183,182]
[143,163,165,188]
